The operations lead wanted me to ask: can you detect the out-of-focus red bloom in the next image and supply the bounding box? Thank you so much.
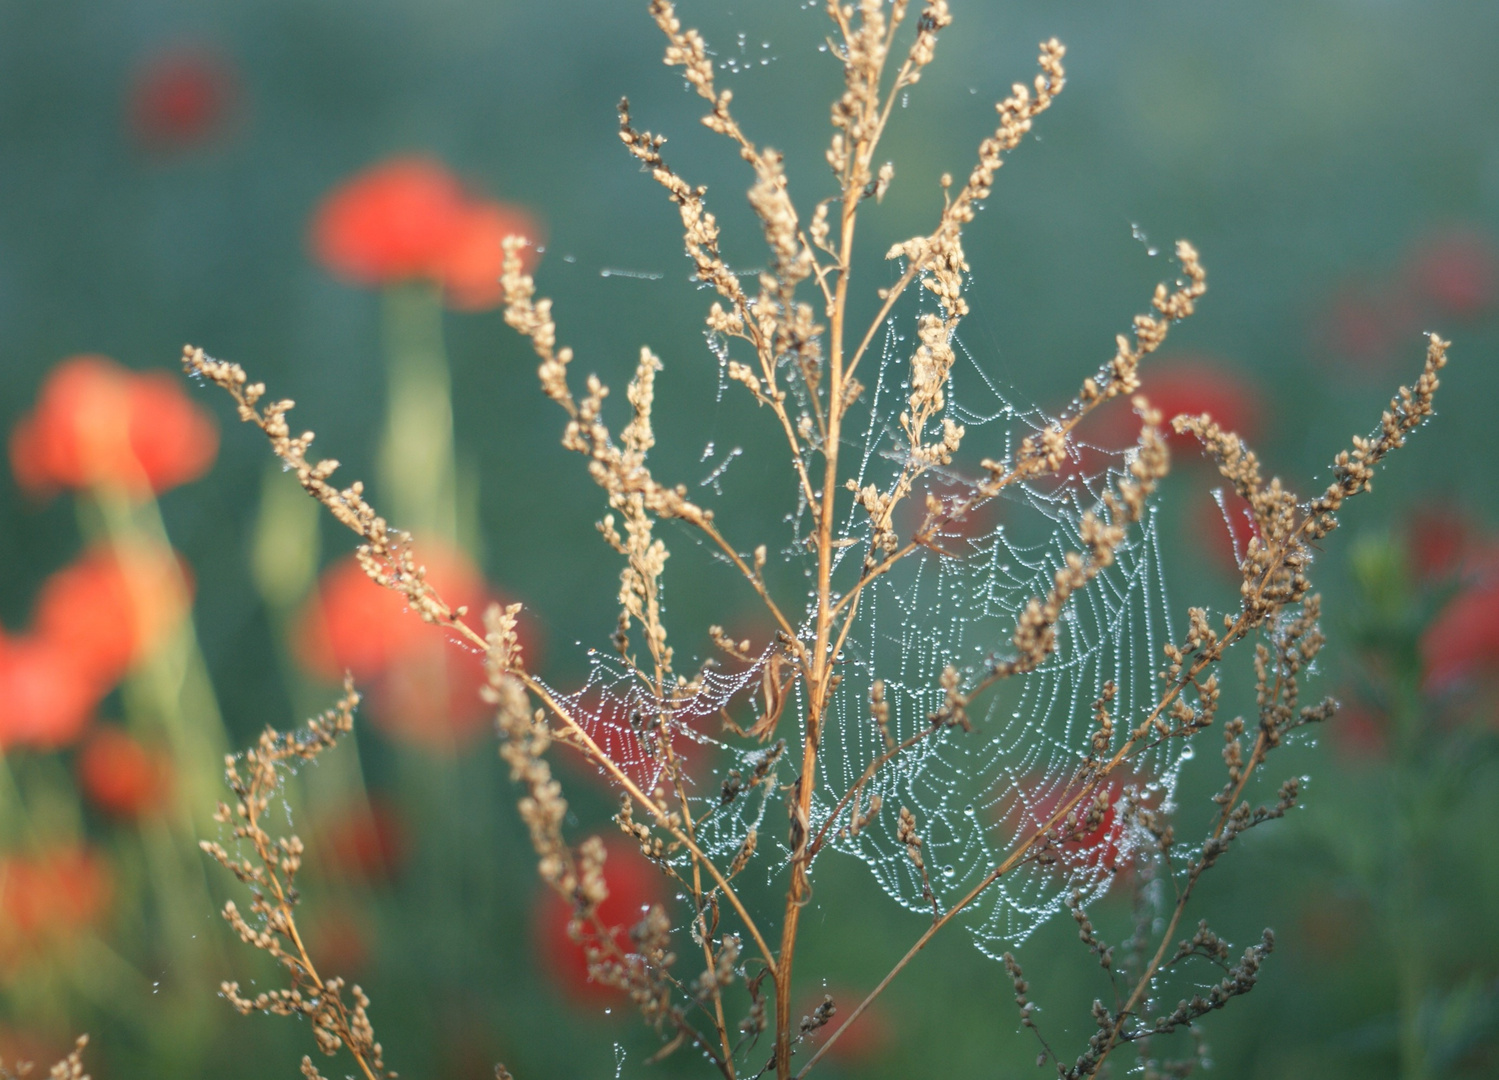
[296,543,534,750]
[304,906,373,975]
[1083,358,1263,457]
[128,45,238,151]
[9,355,218,500]
[310,158,541,309]
[436,201,544,310]
[370,637,492,751]
[553,682,724,796]
[0,633,98,752]
[320,797,408,883]
[295,543,486,681]
[1421,576,1499,691]
[535,835,669,1004]
[33,542,192,687]
[1406,502,1474,582]
[1404,228,1498,320]
[1001,775,1139,882]
[1189,488,1260,577]
[1330,697,1388,762]
[312,159,469,286]
[1317,281,1409,369]
[0,847,112,974]
[76,726,171,819]
[803,989,891,1066]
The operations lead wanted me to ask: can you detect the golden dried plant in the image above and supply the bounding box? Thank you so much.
[189,2,1447,1077]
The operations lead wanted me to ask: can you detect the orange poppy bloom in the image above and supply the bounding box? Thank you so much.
[1404,228,1497,320]
[75,726,171,819]
[309,157,541,308]
[1422,575,1499,691]
[534,835,669,1004]
[33,542,192,688]
[0,633,99,752]
[0,847,112,975]
[436,200,544,310]
[1085,357,1263,455]
[9,355,217,499]
[295,543,488,682]
[296,543,532,750]
[319,796,408,883]
[128,45,238,151]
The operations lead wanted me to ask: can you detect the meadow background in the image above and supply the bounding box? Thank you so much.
[1,1,1497,1077]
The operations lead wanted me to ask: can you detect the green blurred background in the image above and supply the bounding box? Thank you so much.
[1,0,1497,1077]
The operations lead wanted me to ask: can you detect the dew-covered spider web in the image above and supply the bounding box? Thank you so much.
[532,273,1187,957]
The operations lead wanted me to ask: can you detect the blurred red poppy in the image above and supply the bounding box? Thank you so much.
[1404,228,1498,320]
[1421,575,1499,691]
[295,543,487,681]
[803,989,891,1066]
[368,636,492,751]
[1001,775,1136,882]
[535,835,669,1004]
[33,542,192,688]
[9,355,218,500]
[312,158,469,286]
[0,847,112,975]
[75,726,171,819]
[1189,488,1260,577]
[296,543,534,750]
[553,683,723,796]
[1329,697,1388,762]
[128,45,238,151]
[1406,501,1475,582]
[1081,357,1263,458]
[1317,281,1410,369]
[434,200,544,310]
[310,157,541,308]
[304,906,373,975]
[320,797,408,883]
[0,633,98,752]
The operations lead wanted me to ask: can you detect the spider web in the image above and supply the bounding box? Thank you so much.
[534,282,1185,956]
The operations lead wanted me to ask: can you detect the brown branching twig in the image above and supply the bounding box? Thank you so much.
[183,1,1449,1076]
[198,682,394,1080]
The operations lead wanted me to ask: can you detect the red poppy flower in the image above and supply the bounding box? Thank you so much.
[434,200,544,310]
[552,683,723,797]
[296,543,535,750]
[0,847,112,974]
[1001,775,1141,882]
[1421,575,1499,691]
[802,989,891,1065]
[0,633,98,752]
[535,835,669,1004]
[1329,698,1388,762]
[128,45,238,151]
[1188,488,1260,577]
[33,542,192,688]
[1317,281,1410,369]
[310,158,541,308]
[10,355,218,500]
[368,636,493,751]
[1093,358,1264,453]
[320,797,408,883]
[311,158,470,287]
[75,726,171,819]
[295,543,487,681]
[304,906,373,975]
[1404,228,1498,320]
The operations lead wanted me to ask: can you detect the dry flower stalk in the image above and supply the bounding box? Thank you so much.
[185,2,1447,1077]
[0,1037,90,1080]
[198,682,394,1080]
